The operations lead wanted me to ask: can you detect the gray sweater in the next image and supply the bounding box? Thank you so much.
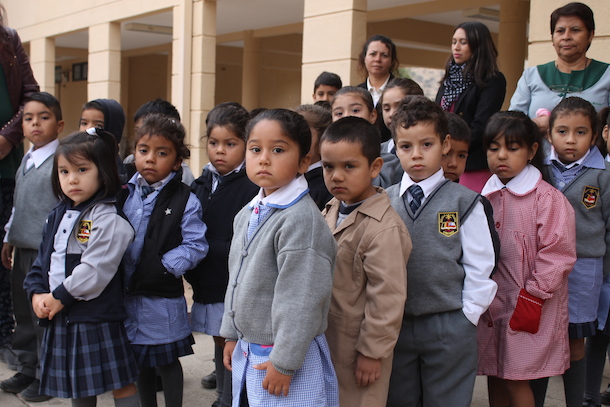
[220,194,337,375]
[387,180,479,316]
[8,154,58,249]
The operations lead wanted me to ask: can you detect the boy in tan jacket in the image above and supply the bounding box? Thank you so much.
[321,116,412,407]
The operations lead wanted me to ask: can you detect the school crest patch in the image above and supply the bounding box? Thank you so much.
[582,186,599,209]
[77,220,92,243]
[438,212,459,237]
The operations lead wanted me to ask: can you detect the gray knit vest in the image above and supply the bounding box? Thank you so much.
[387,180,479,316]
[8,156,58,249]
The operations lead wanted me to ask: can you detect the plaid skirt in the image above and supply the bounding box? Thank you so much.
[131,334,195,368]
[40,315,138,399]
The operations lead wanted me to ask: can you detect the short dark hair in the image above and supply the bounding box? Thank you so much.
[24,91,63,121]
[134,98,181,123]
[551,2,594,34]
[295,104,332,139]
[314,100,332,111]
[392,96,448,141]
[380,78,424,106]
[52,129,120,201]
[446,112,471,144]
[321,116,381,165]
[135,113,190,160]
[249,107,268,120]
[550,96,597,139]
[313,72,342,92]
[483,111,545,171]
[358,34,399,79]
[246,109,311,160]
[205,102,250,142]
[332,86,375,114]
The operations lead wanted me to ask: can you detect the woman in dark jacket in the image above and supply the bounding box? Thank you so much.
[436,21,505,192]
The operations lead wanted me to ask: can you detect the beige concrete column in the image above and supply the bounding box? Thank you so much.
[189,0,216,172]
[29,37,55,95]
[88,22,121,101]
[498,0,529,108]
[171,0,193,132]
[301,0,367,104]
[241,30,261,111]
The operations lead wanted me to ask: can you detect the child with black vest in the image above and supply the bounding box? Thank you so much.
[0,92,63,402]
[385,96,497,407]
[118,113,208,407]
[187,102,258,407]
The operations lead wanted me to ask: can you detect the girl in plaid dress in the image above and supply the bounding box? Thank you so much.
[477,112,577,406]
[23,130,139,407]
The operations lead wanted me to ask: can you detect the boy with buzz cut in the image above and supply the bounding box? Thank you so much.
[320,116,411,407]
[441,112,471,182]
[313,71,342,102]
[0,92,63,402]
[386,96,497,407]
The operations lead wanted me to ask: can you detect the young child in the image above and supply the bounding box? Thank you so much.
[295,104,333,210]
[187,102,258,407]
[376,80,424,188]
[320,116,411,407]
[313,71,342,103]
[477,111,576,407]
[124,98,195,185]
[23,129,139,407]
[220,109,339,406]
[586,106,610,407]
[441,112,471,182]
[78,99,127,183]
[0,92,63,402]
[119,113,208,407]
[538,97,610,407]
[380,78,424,154]
[385,96,497,407]
[331,86,377,124]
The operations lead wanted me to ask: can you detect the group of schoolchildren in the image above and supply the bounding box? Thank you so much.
[0,67,607,407]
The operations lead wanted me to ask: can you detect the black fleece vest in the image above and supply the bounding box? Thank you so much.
[118,174,191,298]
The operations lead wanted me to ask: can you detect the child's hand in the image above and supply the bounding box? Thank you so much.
[32,293,50,319]
[223,340,236,371]
[254,361,292,397]
[1,243,13,270]
[354,354,381,386]
[44,294,64,320]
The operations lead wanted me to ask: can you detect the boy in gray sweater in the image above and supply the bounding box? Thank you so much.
[0,92,63,402]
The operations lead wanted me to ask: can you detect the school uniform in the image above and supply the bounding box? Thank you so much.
[541,146,610,338]
[23,197,137,398]
[4,140,58,381]
[305,162,333,211]
[477,165,576,380]
[386,169,497,407]
[323,188,411,407]
[187,163,258,335]
[220,176,339,407]
[121,171,208,368]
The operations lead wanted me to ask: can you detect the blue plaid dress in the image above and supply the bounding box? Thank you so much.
[231,335,339,407]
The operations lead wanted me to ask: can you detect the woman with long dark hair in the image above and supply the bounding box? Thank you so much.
[436,22,506,192]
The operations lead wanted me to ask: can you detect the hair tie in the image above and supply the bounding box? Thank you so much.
[86,127,98,136]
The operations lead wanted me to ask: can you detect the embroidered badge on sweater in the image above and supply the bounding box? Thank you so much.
[438,212,459,237]
[77,220,92,243]
[582,186,599,209]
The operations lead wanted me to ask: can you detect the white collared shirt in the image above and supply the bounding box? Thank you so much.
[367,75,391,107]
[25,139,59,170]
[549,146,590,170]
[482,164,540,196]
[248,175,309,209]
[307,161,322,173]
[399,167,498,325]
